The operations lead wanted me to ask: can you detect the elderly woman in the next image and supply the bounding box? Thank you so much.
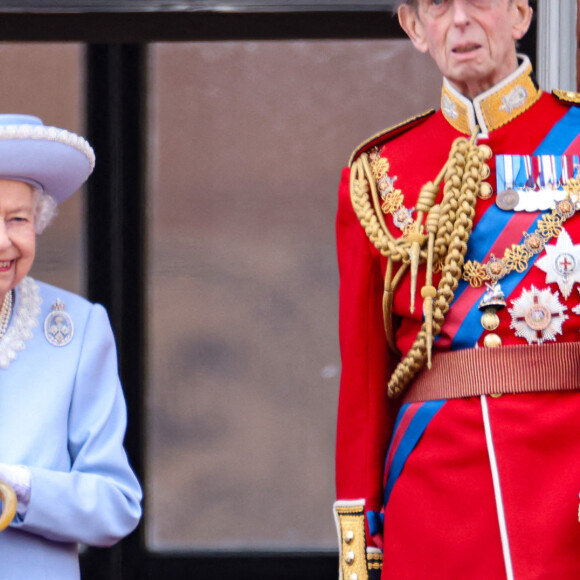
[0,114,141,578]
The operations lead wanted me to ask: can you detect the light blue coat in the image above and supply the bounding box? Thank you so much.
[0,277,142,579]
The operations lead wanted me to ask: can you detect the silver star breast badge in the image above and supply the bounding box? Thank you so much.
[535,228,580,299]
[509,286,568,345]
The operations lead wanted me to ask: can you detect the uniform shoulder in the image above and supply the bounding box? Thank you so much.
[348,109,436,167]
[552,88,580,106]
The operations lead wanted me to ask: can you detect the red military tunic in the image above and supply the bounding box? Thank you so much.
[335,56,580,580]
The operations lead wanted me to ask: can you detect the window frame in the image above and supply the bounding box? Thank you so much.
[0,3,540,579]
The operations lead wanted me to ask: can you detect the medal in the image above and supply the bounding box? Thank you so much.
[555,198,576,219]
[392,206,414,231]
[496,154,518,210]
[523,231,545,255]
[485,255,508,282]
[44,299,74,347]
[509,286,568,344]
[463,191,579,288]
[535,228,580,299]
[496,188,520,210]
[496,155,575,212]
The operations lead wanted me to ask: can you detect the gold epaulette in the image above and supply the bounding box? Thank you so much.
[348,110,435,167]
[553,88,580,105]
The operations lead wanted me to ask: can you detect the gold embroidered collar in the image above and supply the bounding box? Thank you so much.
[440,55,542,135]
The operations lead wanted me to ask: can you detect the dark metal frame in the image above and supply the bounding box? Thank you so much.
[0,0,399,11]
[83,43,147,580]
[0,3,537,578]
[0,12,403,42]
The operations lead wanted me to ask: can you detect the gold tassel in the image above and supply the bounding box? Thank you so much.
[408,170,447,313]
[408,228,426,313]
[422,204,441,368]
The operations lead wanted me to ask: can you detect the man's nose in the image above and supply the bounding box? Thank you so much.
[451,0,472,26]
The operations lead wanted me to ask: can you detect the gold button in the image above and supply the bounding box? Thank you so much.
[345,551,355,565]
[483,333,502,348]
[490,393,503,398]
[344,530,355,544]
[349,574,359,580]
[481,311,500,331]
[479,182,494,200]
[478,144,493,160]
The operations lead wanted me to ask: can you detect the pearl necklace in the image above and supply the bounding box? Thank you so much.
[0,291,13,340]
[0,278,41,369]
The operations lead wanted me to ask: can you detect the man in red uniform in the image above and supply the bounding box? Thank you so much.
[335,1,580,578]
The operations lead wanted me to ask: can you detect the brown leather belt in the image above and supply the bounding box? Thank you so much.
[402,342,580,403]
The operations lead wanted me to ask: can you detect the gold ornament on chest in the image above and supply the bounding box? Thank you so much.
[478,283,506,347]
[368,147,415,235]
[350,129,492,397]
[462,197,580,288]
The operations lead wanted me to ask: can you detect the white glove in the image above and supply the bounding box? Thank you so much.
[0,463,31,518]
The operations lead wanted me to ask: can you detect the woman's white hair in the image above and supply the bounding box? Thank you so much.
[34,189,58,234]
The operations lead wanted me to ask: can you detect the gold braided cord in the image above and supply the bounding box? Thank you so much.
[349,130,490,398]
[383,259,408,355]
[362,154,394,245]
[350,156,439,264]
[387,134,485,398]
[434,141,470,262]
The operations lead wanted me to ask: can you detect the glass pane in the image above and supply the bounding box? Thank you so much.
[146,40,440,551]
[0,43,85,295]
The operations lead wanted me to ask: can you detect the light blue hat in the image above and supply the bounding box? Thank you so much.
[0,114,95,203]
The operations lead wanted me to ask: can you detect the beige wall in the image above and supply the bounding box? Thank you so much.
[0,38,442,553]
[0,43,84,294]
[146,40,441,550]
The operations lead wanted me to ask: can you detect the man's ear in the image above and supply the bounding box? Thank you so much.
[511,0,533,41]
[398,4,428,53]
